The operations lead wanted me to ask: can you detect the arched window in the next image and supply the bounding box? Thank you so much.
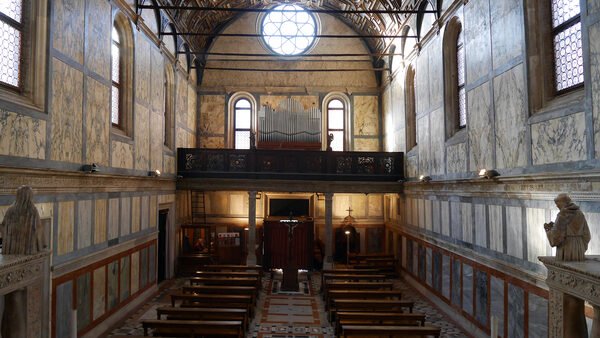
[443,17,466,139]
[551,0,582,92]
[327,99,345,151]
[0,1,23,88]
[405,66,417,151]
[111,13,133,135]
[234,98,252,149]
[164,65,174,149]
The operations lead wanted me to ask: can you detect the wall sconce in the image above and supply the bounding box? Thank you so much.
[81,163,100,173]
[419,175,432,183]
[148,169,161,177]
[478,169,500,179]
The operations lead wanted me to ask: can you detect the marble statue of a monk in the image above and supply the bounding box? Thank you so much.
[544,193,591,261]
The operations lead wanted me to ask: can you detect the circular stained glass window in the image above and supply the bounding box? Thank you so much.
[261,4,316,55]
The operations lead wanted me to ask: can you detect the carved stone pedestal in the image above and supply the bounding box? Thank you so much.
[539,256,600,338]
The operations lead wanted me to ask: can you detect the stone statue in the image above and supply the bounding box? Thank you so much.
[0,186,45,254]
[544,193,591,261]
[326,133,334,151]
[543,194,591,338]
[249,131,256,150]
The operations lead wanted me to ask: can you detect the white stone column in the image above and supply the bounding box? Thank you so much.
[324,192,334,269]
[247,190,257,266]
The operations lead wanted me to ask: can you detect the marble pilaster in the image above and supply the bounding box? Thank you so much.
[246,190,257,266]
[324,193,334,269]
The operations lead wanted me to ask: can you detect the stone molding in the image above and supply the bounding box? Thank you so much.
[0,166,175,196]
[539,256,600,306]
[0,252,49,295]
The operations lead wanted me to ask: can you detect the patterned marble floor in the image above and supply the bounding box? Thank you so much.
[108,270,467,337]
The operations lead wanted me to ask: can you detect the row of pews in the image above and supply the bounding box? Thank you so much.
[323,255,441,338]
[141,264,262,337]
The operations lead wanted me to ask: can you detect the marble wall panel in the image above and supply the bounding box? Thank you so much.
[55,282,73,338]
[354,96,379,136]
[590,0,600,15]
[85,76,110,165]
[474,204,487,247]
[229,194,246,215]
[506,206,523,259]
[151,50,164,112]
[51,59,84,163]
[176,76,188,125]
[442,254,450,299]
[591,21,600,159]
[429,109,445,175]
[367,194,383,217]
[150,112,164,170]
[131,251,140,294]
[451,260,461,306]
[527,208,550,262]
[432,251,442,291]
[135,103,150,170]
[450,201,462,240]
[84,0,110,78]
[94,199,107,244]
[107,260,119,310]
[586,212,600,255]
[464,0,492,83]
[150,195,158,228]
[187,86,197,130]
[418,245,426,280]
[529,293,548,338]
[441,201,450,236]
[199,136,225,149]
[425,247,432,286]
[532,112,587,165]
[468,82,494,171]
[58,201,74,255]
[416,49,430,113]
[93,266,106,320]
[461,202,473,243]
[120,197,131,236]
[135,36,151,105]
[432,200,441,234]
[108,198,119,240]
[446,142,467,173]
[494,65,527,169]
[491,276,505,337]
[417,199,424,228]
[462,263,473,315]
[490,0,524,67]
[353,138,379,151]
[111,140,134,169]
[489,205,503,252]
[52,0,84,63]
[131,196,141,233]
[164,154,175,174]
[475,270,489,326]
[428,38,443,109]
[0,110,46,159]
[141,196,149,230]
[417,116,430,174]
[77,200,92,249]
[76,272,91,331]
[508,284,525,338]
[140,247,149,288]
[424,199,432,231]
[149,244,156,282]
[406,155,418,178]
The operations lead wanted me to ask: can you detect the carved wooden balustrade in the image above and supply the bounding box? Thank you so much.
[177,148,404,181]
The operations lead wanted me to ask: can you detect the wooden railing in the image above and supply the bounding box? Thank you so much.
[177,148,404,181]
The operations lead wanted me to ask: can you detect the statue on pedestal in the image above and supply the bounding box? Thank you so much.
[544,193,591,261]
[0,186,46,338]
[326,133,334,151]
[544,193,592,338]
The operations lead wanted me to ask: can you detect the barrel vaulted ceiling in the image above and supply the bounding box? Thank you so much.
[150,0,440,62]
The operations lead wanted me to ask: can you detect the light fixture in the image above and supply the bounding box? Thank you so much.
[419,175,432,183]
[478,169,500,179]
[149,169,161,177]
[81,163,100,173]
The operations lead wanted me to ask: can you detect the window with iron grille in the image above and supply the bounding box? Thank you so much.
[0,1,23,89]
[551,0,583,93]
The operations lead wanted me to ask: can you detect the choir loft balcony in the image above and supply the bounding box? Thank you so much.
[177,148,404,193]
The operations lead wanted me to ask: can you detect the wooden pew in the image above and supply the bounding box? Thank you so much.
[326,290,402,310]
[329,299,414,322]
[189,277,259,288]
[199,264,263,276]
[349,254,394,264]
[340,324,441,337]
[193,271,261,279]
[335,312,427,336]
[156,306,249,331]
[321,274,386,295]
[323,282,394,300]
[170,293,254,317]
[320,269,379,291]
[141,319,243,337]
[352,264,398,277]
[181,285,258,303]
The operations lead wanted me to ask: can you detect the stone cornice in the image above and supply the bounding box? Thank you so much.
[0,252,50,295]
[540,256,600,306]
[0,166,176,196]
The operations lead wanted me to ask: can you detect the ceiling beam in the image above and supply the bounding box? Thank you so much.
[138,4,436,15]
[161,32,418,39]
[196,67,390,72]
[182,52,404,57]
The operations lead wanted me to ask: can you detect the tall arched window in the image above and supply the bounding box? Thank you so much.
[111,26,122,127]
[111,13,133,135]
[405,66,417,151]
[327,99,345,151]
[234,98,252,149]
[443,17,466,139]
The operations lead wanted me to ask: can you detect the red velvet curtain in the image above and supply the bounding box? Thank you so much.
[264,221,313,269]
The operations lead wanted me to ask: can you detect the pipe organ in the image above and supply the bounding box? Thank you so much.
[258,98,322,149]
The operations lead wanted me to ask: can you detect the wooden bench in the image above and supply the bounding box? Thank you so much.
[320,269,379,291]
[189,277,259,288]
[349,254,394,264]
[335,312,427,336]
[340,324,441,337]
[329,299,414,322]
[326,290,402,310]
[170,293,254,317]
[156,306,249,331]
[141,319,244,337]
[199,264,263,276]
[321,275,387,295]
[193,271,261,279]
[323,282,394,300]
[181,285,258,303]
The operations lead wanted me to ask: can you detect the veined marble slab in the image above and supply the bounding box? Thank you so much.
[199,95,225,135]
[490,0,524,67]
[0,110,46,160]
[531,112,587,165]
[447,142,467,173]
[591,21,600,158]
[429,108,444,175]
[464,0,492,83]
[468,82,494,172]
[506,206,523,259]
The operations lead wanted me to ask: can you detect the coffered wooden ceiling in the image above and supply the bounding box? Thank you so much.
[147,0,439,58]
